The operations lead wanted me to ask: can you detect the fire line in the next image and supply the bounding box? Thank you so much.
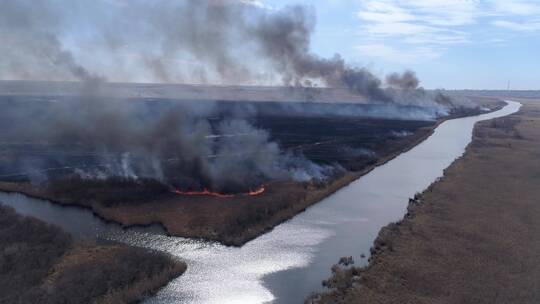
[172,185,266,198]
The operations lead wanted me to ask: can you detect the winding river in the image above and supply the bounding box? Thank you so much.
[0,101,520,304]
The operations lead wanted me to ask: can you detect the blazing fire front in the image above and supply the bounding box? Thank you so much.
[172,185,266,198]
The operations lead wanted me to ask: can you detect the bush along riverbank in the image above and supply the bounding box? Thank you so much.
[0,204,186,304]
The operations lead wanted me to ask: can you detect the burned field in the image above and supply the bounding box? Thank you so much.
[0,96,435,180]
[0,95,436,183]
[257,115,431,171]
[0,95,465,245]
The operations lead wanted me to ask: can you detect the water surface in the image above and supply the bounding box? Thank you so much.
[0,101,520,304]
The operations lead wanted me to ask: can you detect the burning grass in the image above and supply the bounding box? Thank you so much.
[172,185,266,198]
[40,175,267,207]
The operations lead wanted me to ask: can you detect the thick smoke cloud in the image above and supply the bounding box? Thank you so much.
[386,71,420,90]
[250,6,392,102]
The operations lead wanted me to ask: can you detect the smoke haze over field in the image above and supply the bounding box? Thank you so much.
[1,91,334,192]
[0,0,469,108]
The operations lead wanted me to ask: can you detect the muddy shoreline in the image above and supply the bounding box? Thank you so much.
[309,99,540,303]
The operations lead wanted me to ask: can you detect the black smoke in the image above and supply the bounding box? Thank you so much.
[386,70,420,90]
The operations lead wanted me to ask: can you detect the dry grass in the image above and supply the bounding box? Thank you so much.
[0,205,186,304]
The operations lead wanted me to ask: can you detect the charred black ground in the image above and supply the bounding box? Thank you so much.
[0,94,466,195]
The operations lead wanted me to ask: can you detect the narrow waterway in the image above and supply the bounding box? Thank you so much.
[0,101,520,304]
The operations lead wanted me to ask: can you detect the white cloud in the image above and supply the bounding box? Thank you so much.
[492,19,540,32]
[363,21,469,44]
[239,0,275,10]
[490,0,540,16]
[354,0,540,63]
[358,2,416,23]
[357,0,479,47]
[402,0,479,26]
[355,43,442,64]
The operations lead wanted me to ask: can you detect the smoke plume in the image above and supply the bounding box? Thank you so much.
[386,71,420,90]
[0,0,468,108]
[0,0,473,191]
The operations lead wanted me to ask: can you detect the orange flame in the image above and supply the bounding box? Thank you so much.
[172,185,265,198]
[247,186,265,196]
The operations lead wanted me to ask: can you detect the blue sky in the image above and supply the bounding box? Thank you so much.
[255,0,540,89]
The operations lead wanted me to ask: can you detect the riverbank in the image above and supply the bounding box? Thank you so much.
[0,99,504,246]
[0,204,186,303]
[308,99,540,303]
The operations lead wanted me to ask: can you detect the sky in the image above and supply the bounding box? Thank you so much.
[259,0,540,90]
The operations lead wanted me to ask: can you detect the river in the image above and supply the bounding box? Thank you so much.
[0,100,520,304]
